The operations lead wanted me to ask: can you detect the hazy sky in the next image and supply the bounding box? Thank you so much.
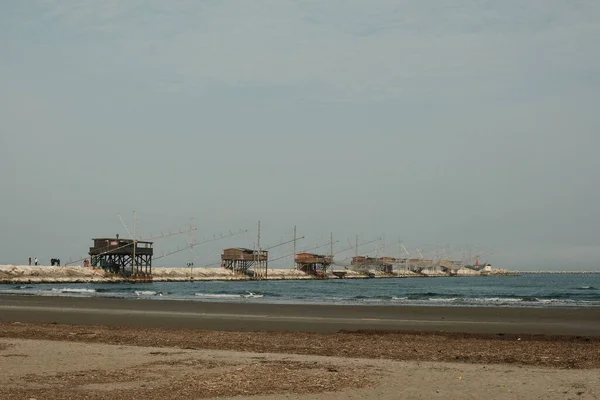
[1,1,599,270]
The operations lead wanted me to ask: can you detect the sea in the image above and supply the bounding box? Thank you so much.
[1,274,599,308]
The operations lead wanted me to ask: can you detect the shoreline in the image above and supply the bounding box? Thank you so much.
[0,275,517,284]
[1,295,600,336]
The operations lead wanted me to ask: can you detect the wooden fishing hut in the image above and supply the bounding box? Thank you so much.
[221,248,268,275]
[351,256,394,273]
[295,252,333,278]
[379,256,398,273]
[89,238,153,278]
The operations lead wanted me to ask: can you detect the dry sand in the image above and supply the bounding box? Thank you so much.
[1,323,599,399]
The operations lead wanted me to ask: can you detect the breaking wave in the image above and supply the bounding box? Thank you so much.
[51,288,96,294]
[135,290,164,296]
[195,293,245,299]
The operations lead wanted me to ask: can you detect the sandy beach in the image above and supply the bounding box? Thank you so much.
[1,322,599,399]
[1,296,599,398]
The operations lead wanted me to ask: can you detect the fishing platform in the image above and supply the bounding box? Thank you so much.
[221,248,268,277]
[351,256,395,274]
[295,252,333,278]
[89,237,153,281]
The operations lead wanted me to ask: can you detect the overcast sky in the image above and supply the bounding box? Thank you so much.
[1,1,599,270]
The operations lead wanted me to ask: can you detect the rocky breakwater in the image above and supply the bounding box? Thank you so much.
[0,264,517,284]
[0,265,122,283]
[0,265,317,283]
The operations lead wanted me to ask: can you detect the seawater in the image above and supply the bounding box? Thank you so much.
[1,274,599,308]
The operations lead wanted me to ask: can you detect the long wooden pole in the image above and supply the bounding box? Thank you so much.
[293,225,297,270]
[132,210,137,276]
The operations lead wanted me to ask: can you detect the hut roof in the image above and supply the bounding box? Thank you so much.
[92,238,153,244]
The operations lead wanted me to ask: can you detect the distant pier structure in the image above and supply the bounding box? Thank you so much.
[221,248,268,276]
[89,238,153,277]
[351,256,395,274]
[295,252,333,278]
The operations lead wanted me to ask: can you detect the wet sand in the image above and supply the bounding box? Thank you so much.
[1,295,599,335]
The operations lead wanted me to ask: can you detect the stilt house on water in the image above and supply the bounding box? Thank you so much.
[89,238,153,278]
[295,252,333,278]
[351,256,394,274]
[221,248,268,276]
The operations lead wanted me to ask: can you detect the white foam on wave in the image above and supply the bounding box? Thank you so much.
[0,289,29,295]
[241,292,264,299]
[135,290,159,296]
[51,288,96,294]
[194,293,242,299]
[0,286,35,294]
[467,297,521,303]
[389,296,581,306]
[428,297,459,303]
[456,297,592,306]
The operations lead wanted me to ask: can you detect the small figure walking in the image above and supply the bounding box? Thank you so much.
[28,257,32,266]
[34,257,38,266]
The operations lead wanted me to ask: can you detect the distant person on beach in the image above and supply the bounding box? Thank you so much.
[28,257,31,266]
[34,257,38,266]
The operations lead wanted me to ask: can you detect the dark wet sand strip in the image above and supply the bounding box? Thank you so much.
[1,295,599,335]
